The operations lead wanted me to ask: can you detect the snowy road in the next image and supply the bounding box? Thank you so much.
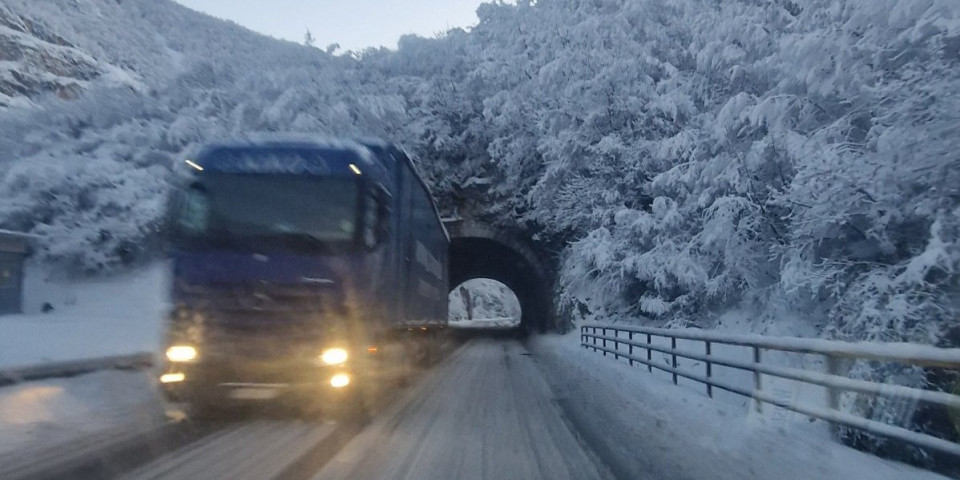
[312,338,613,480]
[120,420,355,480]
[2,334,948,480]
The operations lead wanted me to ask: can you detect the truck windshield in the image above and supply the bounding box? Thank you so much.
[172,173,360,251]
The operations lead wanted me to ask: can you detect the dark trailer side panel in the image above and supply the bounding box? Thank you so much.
[363,143,448,330]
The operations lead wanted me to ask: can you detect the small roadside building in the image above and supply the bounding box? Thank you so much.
[0,230,33,315]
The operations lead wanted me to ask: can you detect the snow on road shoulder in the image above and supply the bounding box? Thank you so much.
[530,332,949,480]
[0,370,166,456]
[448,317,520,329]
[0,262,169,369]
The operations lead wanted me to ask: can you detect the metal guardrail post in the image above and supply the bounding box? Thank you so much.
[628,332,634,366]
[613,329,620,360]
[705,341,713,398]
[602,328,608,356]
[826,354,841,436]
[826,354,841,410]
[754,346,763,413]
[647,333,653,373]
[672,337,678,385]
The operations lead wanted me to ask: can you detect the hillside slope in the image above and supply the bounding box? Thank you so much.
[0,0,329,96]
[0,0,367,269]
[0,4,116,108]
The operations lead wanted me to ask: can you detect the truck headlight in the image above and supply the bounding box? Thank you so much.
[160,372,186,383]
[330,373,351,388]
[320,348,348,365]
[165,345,198,363]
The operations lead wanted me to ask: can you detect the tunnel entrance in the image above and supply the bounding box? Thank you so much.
[448,278,521,330]
[448,237,553,332]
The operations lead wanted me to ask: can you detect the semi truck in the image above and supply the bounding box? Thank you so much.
[159,138,449,417]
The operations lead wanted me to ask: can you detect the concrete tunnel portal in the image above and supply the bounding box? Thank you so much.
[445,217,556,333]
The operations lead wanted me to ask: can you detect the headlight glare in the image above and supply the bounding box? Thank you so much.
[330,373,350,388]
[320,348,348,365]
[160,372,185,383]
[165,345,198,363]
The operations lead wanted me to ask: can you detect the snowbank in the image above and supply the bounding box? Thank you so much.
[0,370,165,456]
[0,262,169,369]
[530,333,949,480]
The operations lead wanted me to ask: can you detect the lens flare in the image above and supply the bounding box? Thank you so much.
[320,348,348,365]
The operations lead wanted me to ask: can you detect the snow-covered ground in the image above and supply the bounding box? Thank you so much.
[0,331,949,478]
[531,333,949,480]
[0,261,167,462]
[0,262,169,368]
[0,370,166,456]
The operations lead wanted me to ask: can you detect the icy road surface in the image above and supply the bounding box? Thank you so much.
[313,337,613,480]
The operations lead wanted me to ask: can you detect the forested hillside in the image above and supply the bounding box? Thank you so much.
[0,0,957,344]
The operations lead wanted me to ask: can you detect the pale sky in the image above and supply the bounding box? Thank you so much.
[174,0,486,52]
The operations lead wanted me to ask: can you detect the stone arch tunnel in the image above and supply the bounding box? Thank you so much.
[443,212,558,333]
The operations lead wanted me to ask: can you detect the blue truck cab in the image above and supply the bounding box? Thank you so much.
[160,139,448,416]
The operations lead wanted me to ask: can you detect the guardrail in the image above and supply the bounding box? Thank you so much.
[0,353,155,387]
[580,323,960,457]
